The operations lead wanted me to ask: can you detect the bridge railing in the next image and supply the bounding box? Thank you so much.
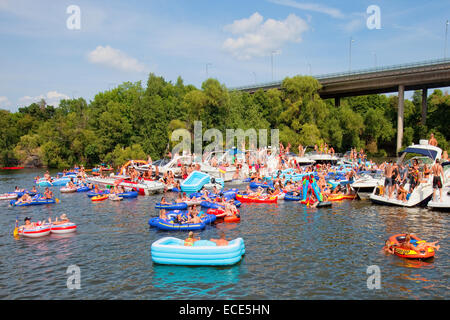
[229,58,450,91]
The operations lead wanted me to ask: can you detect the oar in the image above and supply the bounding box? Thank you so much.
[13,216,19,237]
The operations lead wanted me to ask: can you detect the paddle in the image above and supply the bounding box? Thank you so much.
[13,216,19,237]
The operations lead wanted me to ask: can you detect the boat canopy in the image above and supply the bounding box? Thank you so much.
[398,147,438,160]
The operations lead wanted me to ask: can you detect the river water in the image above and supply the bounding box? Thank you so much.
[0,169,448,300]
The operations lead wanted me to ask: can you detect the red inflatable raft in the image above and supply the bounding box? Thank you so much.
[388,234,435,259]
[207,208,227,218]
[236,194,277,204]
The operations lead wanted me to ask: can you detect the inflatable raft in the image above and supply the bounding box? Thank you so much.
[151,237,245,266]
[91,195,108,202]
[50,222,77,234]
[236,194,278,204]
[155,202,188,210]
[388,234,435,259]
[18,224,51,238]
[0,193,18,200]
[181,171,211,192]
[148,211,216,231]
[10,197,56,207]
[87,190,110,197]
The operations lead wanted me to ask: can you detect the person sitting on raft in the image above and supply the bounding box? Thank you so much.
[18,217,37,231]
[49,213,71,225]
[210,232,229,246]
[43,187,53,199]
[31,186,38,194]
[400,234,440,251]
[16,193,32,204]
[184,231,200,246]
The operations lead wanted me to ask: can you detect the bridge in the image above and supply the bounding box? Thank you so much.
[231,58,450,154]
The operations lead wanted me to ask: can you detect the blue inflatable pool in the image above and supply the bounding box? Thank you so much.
[151,237,245,266]
[148,212,216,231]
[181,171,211,193]
[249,182,273,189]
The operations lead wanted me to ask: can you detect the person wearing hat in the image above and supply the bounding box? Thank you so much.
[50,213,71,225]
[184,231,199,246]
[18,217,36,231]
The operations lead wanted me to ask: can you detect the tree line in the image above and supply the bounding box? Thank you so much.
[1,74,448,168]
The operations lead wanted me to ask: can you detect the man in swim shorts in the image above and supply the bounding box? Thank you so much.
[384,161,393,199]
[431,159,445,202]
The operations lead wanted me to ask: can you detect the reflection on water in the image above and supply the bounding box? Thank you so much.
[0,170,448,299]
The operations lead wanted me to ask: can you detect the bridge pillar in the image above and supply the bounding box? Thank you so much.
[335,96,340,107]
[396,84,405,154]
[421,88,427,125]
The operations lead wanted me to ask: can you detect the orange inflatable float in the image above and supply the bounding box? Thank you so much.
[387,234,435,259]
[224,215,240,223]
[91,195,108,202]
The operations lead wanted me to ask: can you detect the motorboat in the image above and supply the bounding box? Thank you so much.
[427,161,450,211]
[369,140,442,207]
[351,170,384,200]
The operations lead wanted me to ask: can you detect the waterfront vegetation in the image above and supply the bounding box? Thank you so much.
[1,74,448,168]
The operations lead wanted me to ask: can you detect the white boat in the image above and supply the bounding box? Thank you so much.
[369,140,442,207]
[351,170,384,200]
[304,146,340,165]
[427,161,450,211]
[86,175,165,195]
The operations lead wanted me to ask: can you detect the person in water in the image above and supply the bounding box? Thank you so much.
[383,240,396,254]
[159,209,167,220]
[184,231,200,246]
[210,232,229,246]
[160,196,170,205]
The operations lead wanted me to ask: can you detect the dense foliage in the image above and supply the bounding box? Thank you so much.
[1,74,448,168]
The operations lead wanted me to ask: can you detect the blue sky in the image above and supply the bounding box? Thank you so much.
[0,0,449,111]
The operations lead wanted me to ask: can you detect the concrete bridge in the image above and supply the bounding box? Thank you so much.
[231,58,450,154]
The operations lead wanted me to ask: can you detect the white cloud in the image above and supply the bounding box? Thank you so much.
[223,12,309,60]
[268,0,345,19]
[18,91,69,107]
[87,45,148,73]
[0,96,11,108]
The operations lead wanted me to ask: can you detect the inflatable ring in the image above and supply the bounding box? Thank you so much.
[50,222,77,234]
[18,224,51,238]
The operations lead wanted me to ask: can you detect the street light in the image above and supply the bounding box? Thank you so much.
[206,63,212,78]
[271,50,281,81]
[349,36,355,72]
[445,20,449,59]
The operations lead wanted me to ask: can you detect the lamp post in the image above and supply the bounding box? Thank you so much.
[349,37,355,72]
[445,20,449,59]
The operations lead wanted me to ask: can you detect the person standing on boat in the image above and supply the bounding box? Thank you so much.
[428,133,438,146]
[384,161,394,199]
[431,159,444,202]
